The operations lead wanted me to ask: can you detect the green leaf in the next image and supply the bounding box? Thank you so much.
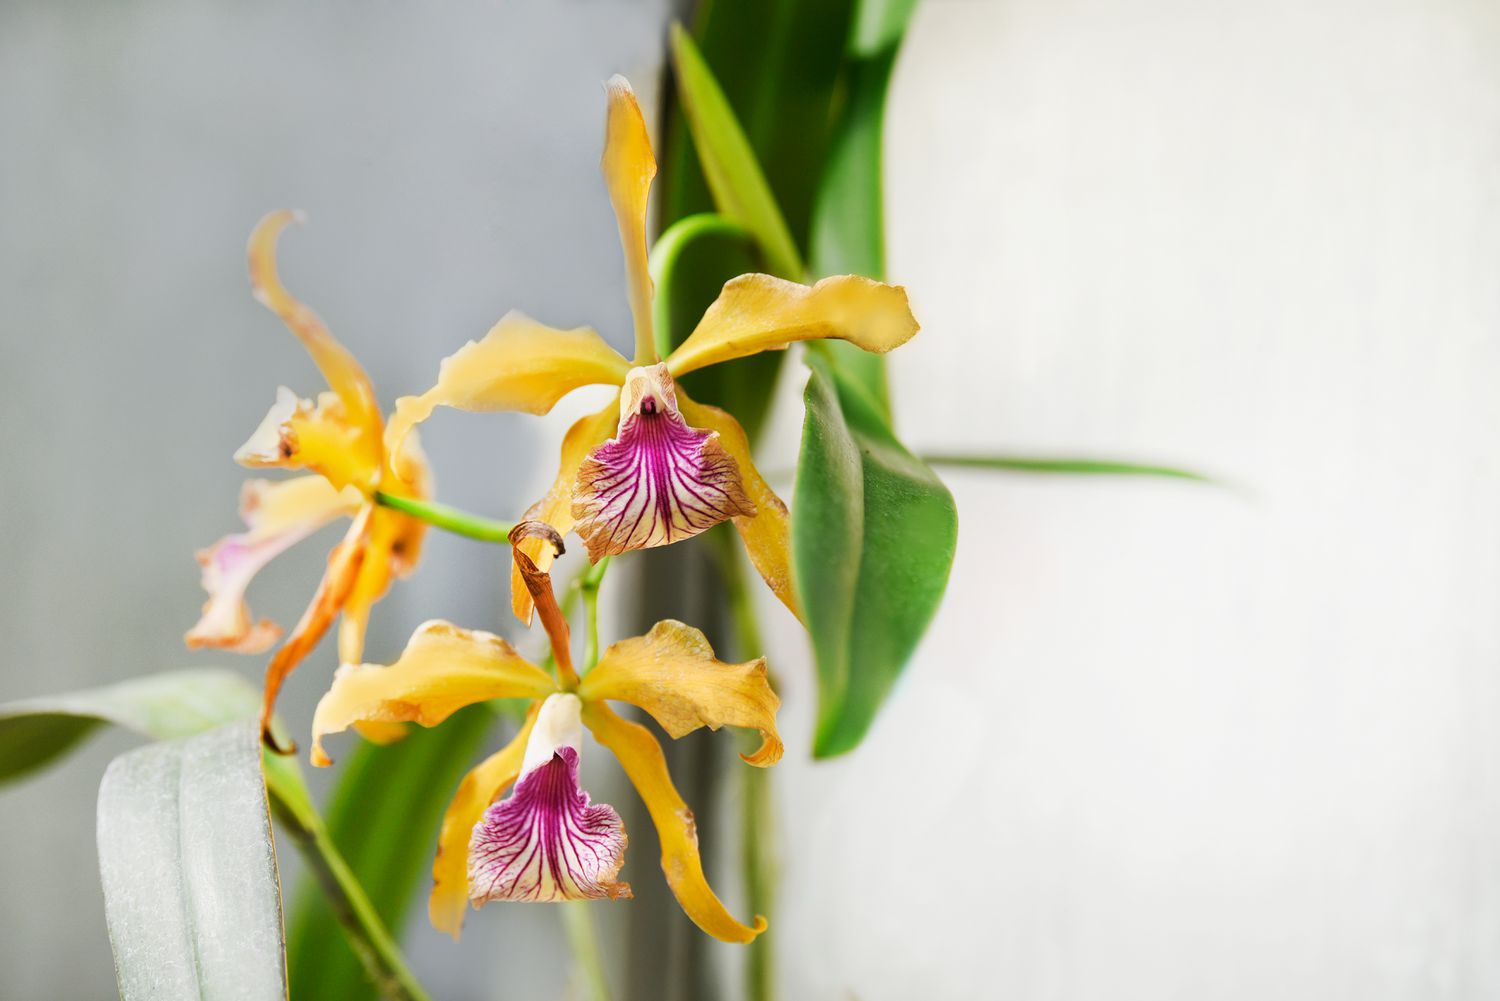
[285,705,496,1001]
[794,352,957,757]
[97,720,287,1001]
[924,455,1213,482]
[809,0,922,417]
[668,24,805,282]
[0,668,259,786]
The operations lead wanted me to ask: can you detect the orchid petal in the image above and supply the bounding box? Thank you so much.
[384,312,630,482]
[582,701,766,943]
[186,476,361,654]
[309,619,558,767]
[248,211,383,446]
[678,394,799,620]
[234,387,381,492]
[336,504,429,667]
[580,620,782,766]
[511,397,621,623]
[430,703,539,939]
[602,75,657,363]
[469,694,630,905]
[666,273,918,378]
[572,365,754,562]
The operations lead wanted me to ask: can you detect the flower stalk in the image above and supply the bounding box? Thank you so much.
[373,491,516,544]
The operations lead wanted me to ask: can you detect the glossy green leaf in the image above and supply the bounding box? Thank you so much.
[809,0,922,416]
[794,352,957,757]
[285,705,496,1001]
[0,668,259,786]
[925,455,1213,482]
[97,720,287,1001]
[668,24,804,282]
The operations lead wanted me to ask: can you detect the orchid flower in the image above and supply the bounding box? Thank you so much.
[186,211,433,742]
[308,523,781,943]
[383,77,919,624]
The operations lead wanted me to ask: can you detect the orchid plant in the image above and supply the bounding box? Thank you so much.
[0,7,1202,1000]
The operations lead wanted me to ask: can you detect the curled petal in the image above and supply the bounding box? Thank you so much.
[580,620,782,767]
[678,393,799,620]
[666,274,919,378]
[602,75,657,362]
[511,398,620,623]
[248,211,383,445]
[309,619,558,767]
[384,312,630,482]
[508,523,578,687]
[469,695,630,905]
[235,387,381,492]
[186,476,361,654]
[572,365,754,562]
[430,704,539,938]
[259,505,374,747]
[582,701,764,943]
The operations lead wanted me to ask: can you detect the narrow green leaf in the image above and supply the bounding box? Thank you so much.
[925,455,1213,482]
[668,23,805,281]
[285,705,496,1001]
[794,353,957,757]
[0,668,259,786]
[97,720,287,1001]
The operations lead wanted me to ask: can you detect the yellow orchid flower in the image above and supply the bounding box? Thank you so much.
[309,523,781,943]
[383,76,919,624]
[186,210,433,742]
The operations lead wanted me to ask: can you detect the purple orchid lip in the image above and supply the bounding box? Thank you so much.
[572,364,755,561]
[468,748,630,904]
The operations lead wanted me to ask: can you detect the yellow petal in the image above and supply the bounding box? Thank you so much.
[259,504,374,748]
[384,312,630,482]
[666,274,919,378]
[580,620,782,767]
[582,701,766,943]
[186,475,362,654]
[310,620,558,767]
[236,387,381,494]
[336,503,428,666]
[248,211,384,448]
[510,396,620,623]
[429,703,540,939]
[677,394,800,621]
[602,75,658,364]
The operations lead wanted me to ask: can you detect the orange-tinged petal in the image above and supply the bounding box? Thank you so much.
[580,620,782,767]
[666,274,919,378]
[602,75,657,364]
[259,504,374,746]
[186,475,361,654]
[678,394,800,621]
[430,703,539,939]
[508,522,580,688]
[336,503,429,666]
[581,701,766,943]
[511,397,620,624]
[384,312,630,482]
[309,620,558,766]
[248,211,383,448]
[235,387,380,493]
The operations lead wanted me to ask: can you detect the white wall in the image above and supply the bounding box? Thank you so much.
[767,1,1500,997]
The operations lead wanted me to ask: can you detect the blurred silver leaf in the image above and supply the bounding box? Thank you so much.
[97,720,287,1001]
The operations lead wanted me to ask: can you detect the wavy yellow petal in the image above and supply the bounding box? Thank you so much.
[510,397,620,623]
[247,211,383,445]
[385,312,629,482]
[310,620,557,767]
[666,273,919,377]
[429,703,539,939]
[582,701,766,943]
[602,75,657,364]
[678,395,800,621]
[581,620,782,767]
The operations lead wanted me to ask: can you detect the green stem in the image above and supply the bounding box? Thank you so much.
[560,903,612,1001]
[262,755,433,1001]
[580,557,611,672]
[921,454,1212,482]
[373,491,515,543]
[647,213,750,359]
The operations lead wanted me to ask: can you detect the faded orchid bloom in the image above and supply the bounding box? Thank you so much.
[308,522,782,943]
[382,76,919,624]
[186,210,433,743]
